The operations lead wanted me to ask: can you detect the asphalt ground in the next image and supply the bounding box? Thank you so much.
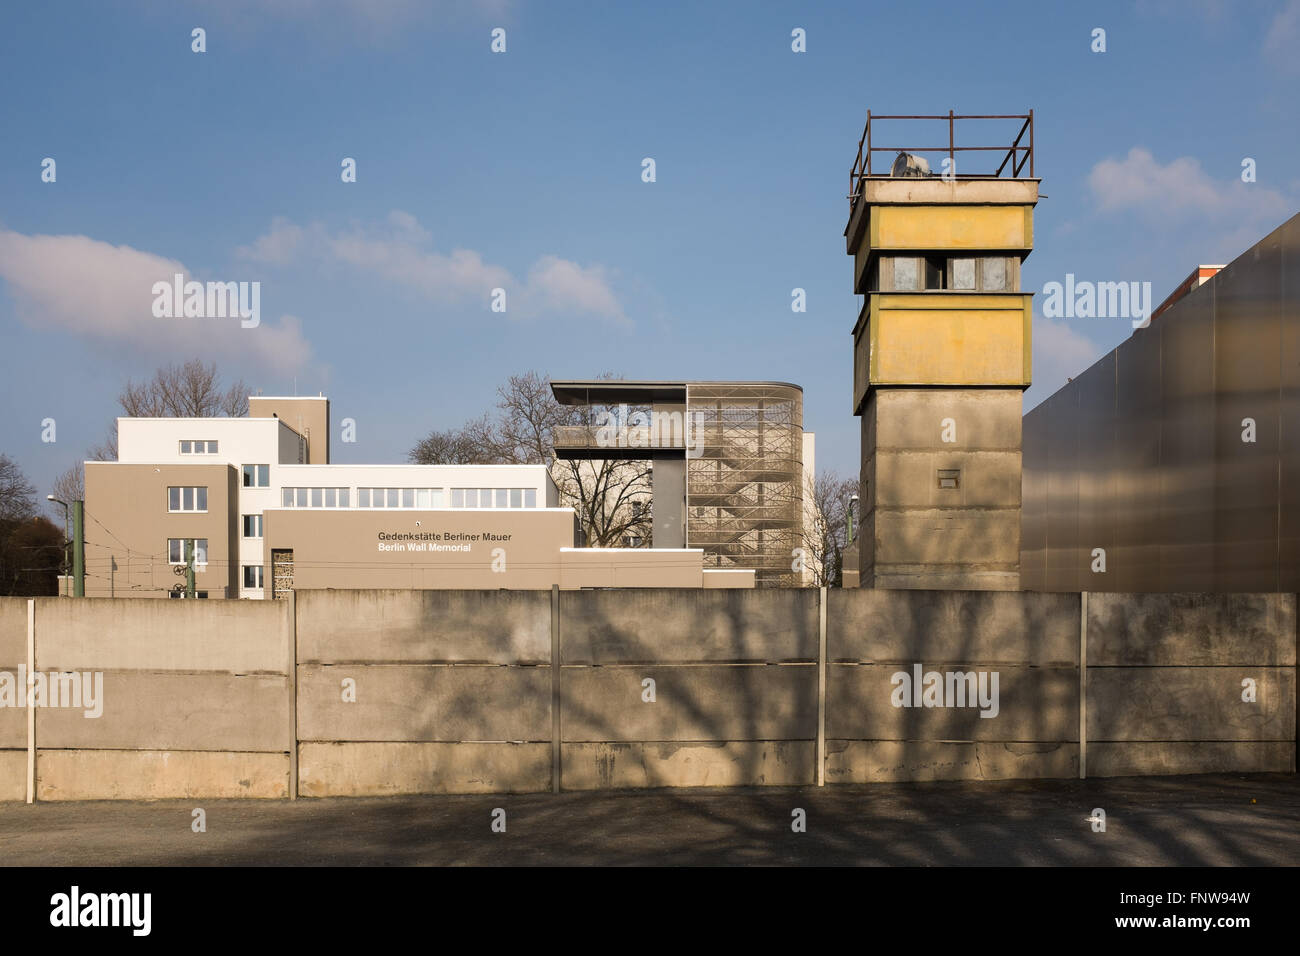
[0,772,1296,866]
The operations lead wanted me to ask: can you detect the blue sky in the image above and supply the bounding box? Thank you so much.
[2,0,1298,503]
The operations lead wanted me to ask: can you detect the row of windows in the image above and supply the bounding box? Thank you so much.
[168,538,208,565]
[167,486,208,513]
[282,487,351,508]
[166,538,264,590]
[452,488,536,509]
[180,440,219,454]
[359,487,441,509]
[871,256,1017,293]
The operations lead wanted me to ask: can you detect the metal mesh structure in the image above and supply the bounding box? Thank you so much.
[686,384,804,588]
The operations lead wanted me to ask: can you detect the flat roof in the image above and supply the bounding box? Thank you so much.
[551,380,802,405]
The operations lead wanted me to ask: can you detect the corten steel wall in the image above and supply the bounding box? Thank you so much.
[0,589,1292,799]
[1022,212,1300,592]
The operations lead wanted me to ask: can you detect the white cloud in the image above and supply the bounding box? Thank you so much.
[520,256,627,324]
[240,212,630,324]
[0,229,312,373]
[1088,147,1288,220]
[1087,148,1294,261]
[1026,317,1105,407]
[235,216,302,265]
[1265,0,1300,70]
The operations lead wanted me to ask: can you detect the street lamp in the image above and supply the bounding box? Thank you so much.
[47,495,69,597]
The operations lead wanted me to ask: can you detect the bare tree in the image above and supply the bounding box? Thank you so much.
[91,359,249,460]
[409,427,480,465]
[800,470,861,587]
[120,359,249,418]
[50,463,84,505]
[0,454,38,522]
[409,371,653,547]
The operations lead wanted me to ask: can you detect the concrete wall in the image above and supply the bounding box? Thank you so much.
[827,589,1078,782]
[861,389,1022,590]
[0,589,1292,800]
[8,597,292,800]
[1085,592,1296,775]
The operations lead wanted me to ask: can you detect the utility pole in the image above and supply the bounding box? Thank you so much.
[46,496,69,596]
[185,539,196,599]
[72,500,85,597]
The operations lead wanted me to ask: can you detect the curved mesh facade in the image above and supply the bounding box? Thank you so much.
[686,384,804,588]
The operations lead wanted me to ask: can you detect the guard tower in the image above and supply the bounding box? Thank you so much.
[845,112,1038,589]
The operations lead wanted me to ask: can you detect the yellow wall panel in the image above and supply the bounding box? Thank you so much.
[871,205,1030,250]
[872,309,1028,385]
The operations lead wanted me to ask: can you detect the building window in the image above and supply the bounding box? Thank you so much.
[281,487,350,508]
[243,565,264,589]
[167,486,208,512]
[951,257,977,290]
[946,256,1014,292]
[180,440,218,454]
[168,591,209,599]
[358,487,442,509]
[243,514,263,537]
[893,256,919,291]
[450,488,537,509]
[242,464,270,488]
[937,469,961,490]
[982,256,1008,291]
[882,256,946,292]
[167,538,208,566]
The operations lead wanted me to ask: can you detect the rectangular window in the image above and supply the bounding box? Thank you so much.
[893,256,919,291]
[243,565,264,589]
[325,488,337,508]
[295,488,308,508]
[416,489,431,508]
[510,488,522,508]
[358,488,371,507]
[311,488,323,508]
[243,464,269,487]
[243,514,263,538]
[524,488,537,508]
[982,257,1007,291]
[167,487,208,512]
[951,257,976,290]
[937,469,961,490]
[495,489,508,508]
[167,538,209,566]
[179,441,191,454]
[401,488,414,508]
[339,488,349,507]
[451,488,464,508]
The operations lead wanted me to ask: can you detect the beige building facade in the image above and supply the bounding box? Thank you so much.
[82,395,753,598]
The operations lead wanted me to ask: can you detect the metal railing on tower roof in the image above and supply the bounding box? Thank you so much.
[848,110,1035,211]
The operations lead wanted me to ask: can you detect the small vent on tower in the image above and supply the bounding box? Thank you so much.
[937,469,960,490]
